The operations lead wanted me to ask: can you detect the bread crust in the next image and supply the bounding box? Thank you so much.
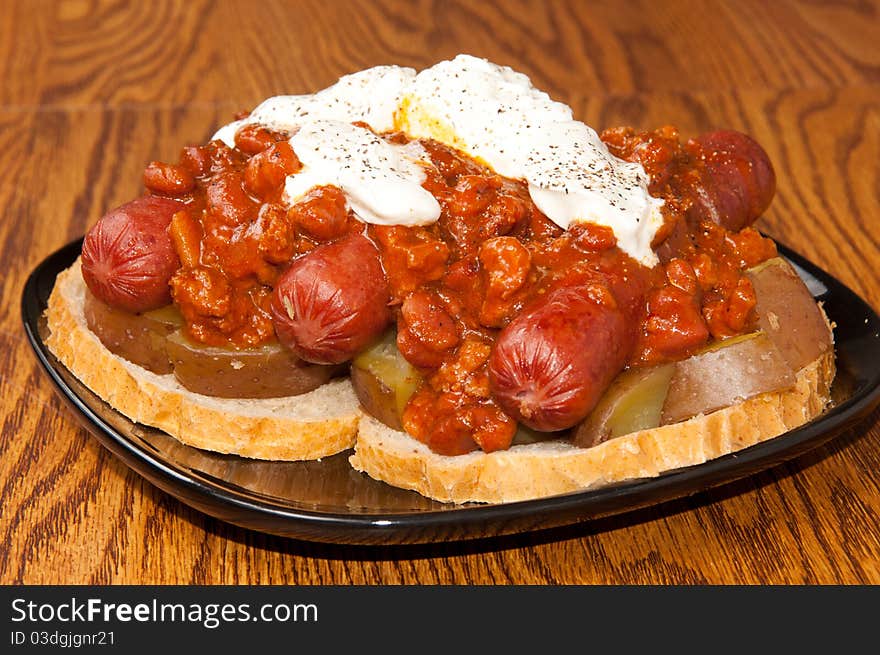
[45,260,361,461]
[349,347,835,504]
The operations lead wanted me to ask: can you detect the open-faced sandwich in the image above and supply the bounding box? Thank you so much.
[45,55,835,503]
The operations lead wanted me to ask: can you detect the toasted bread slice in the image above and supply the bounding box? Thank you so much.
[349,345,835,504]
[45,260,361,461]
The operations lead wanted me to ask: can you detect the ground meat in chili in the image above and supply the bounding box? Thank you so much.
[142,122,778,455]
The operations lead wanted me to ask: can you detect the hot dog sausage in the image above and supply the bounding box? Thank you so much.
[81,196,185,313]
[271,232,392,364]
[488,282,635,432]
[688,129,776,232]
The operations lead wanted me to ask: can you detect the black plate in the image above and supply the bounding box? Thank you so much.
[21,239,880,544]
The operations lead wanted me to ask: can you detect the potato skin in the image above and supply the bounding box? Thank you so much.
[572,331,802,443]
[660,332,794,425]
[166,331,340,398]
[81,196,184,312]
[350,365,404,431]
[83,289,178,374]
[746,257,833,371]
[572,363,674,448]
[571,258,833,440]
[83,289,339,398]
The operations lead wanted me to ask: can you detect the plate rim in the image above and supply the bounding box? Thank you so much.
[21,239,880,543]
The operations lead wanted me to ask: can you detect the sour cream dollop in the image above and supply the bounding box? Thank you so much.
[284,120,440,226]
[213,55,665,266]
[213,65,415,143]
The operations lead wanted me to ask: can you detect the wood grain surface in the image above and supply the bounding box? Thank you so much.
[2,0,879,584]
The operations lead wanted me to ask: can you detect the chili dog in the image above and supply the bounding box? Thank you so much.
[77,126,785,441]
[489,129,775,432]
[42,55,835,504]
[77,127,784,433]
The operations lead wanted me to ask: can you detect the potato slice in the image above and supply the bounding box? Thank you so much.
[660,331,794,425]
[351,330,422,429]
[746,257,833,371]
[86,287,340,398]
[572,364,675,448]
[511,425,552,445]
[574,331,799,443]
[570,257,831,443]
[83,289,181,374]
[166,330,339,398]
[350,367,404,431]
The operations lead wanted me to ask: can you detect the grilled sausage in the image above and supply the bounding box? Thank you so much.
[81,196,184,313]
[488,282,635,432]
[688,129,776,232]
[271,232,392,364]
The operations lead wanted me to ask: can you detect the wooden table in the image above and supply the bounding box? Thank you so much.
[2,0,879,584]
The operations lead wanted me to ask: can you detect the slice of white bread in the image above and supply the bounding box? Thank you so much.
[45,259,361,461]
[349,342,835,504]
